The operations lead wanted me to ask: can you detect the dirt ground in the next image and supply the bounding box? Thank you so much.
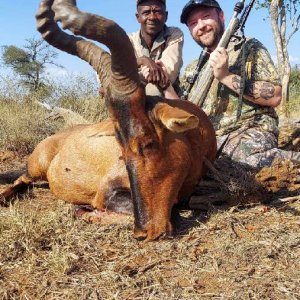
[0,119,299,299]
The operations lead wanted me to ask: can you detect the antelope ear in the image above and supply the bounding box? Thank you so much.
[153,103,199,133]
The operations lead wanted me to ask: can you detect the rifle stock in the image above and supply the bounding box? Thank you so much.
[189,1,246,106]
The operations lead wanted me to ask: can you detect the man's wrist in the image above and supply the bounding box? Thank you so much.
[218,72,232,85]
[137,56,148,67]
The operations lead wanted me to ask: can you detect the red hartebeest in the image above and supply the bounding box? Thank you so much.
[0,0,217,241]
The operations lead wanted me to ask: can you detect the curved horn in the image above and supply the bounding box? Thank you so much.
[36,0,112,91]
[36,0,140,97]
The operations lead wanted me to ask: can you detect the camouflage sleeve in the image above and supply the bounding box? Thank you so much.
[179,59,198,96]
[245,38,281,86]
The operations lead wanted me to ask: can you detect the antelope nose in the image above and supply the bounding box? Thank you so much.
[133,227,148,241]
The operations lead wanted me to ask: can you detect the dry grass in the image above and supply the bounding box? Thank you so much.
[0,74,107,155]
[0,75,299,299]
[0,184,299,299]
[0,101,62,153]
[278,92,300,119]
[0,156,299,299]
[49,73,108,123]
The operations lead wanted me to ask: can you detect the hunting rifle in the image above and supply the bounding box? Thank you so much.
[186,0,256,106]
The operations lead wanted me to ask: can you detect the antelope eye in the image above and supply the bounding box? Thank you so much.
[144,141,154,150]
[141,140,158,156]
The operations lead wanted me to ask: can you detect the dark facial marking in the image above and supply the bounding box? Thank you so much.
[109,98,138,145]
[126,160,147,229]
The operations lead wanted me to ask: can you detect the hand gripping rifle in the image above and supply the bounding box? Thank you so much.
[186,0,256,106]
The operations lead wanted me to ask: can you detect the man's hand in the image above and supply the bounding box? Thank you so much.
[137,57,170,89]
[209,47,230,82]
[155,61,170,89]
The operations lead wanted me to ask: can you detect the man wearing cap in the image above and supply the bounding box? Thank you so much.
[128,0,184,96]
[166,0,300,168]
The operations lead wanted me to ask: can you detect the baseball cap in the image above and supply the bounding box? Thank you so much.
[137,0,166,6]
[180,0,221,24]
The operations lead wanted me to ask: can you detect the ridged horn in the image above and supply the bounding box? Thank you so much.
[36,0,140,97]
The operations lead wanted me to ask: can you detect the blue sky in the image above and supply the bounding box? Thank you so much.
[1,0,299,77]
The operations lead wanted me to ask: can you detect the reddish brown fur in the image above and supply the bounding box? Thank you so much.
[19,0,218,241]
[127,98,216,240]
[2,99,216,240]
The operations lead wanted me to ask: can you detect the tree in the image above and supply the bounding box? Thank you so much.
[257,0,300,111]
[1,38,62,91]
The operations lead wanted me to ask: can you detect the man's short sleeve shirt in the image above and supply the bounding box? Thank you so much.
[181,38,281,136]
[128,26,184,83]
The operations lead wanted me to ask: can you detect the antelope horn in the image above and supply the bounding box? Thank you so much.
[37,0,140,97]
[36,0,112,91]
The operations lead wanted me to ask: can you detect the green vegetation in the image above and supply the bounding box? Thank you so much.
[1,38,61,91]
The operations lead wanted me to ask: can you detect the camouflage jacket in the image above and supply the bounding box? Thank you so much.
[128,25,184,84]
[180,38,281,136]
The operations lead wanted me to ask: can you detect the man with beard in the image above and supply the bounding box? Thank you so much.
[164,0,300,168]
[128,0,184,96]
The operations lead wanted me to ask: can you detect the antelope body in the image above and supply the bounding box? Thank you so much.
[1,0,217,241]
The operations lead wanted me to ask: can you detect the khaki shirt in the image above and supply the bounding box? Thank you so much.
[181,38,281,136]
[128,26,184,84]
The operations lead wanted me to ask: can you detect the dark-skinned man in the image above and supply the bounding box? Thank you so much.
[164,0,300,168]
[129,0,184,96]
